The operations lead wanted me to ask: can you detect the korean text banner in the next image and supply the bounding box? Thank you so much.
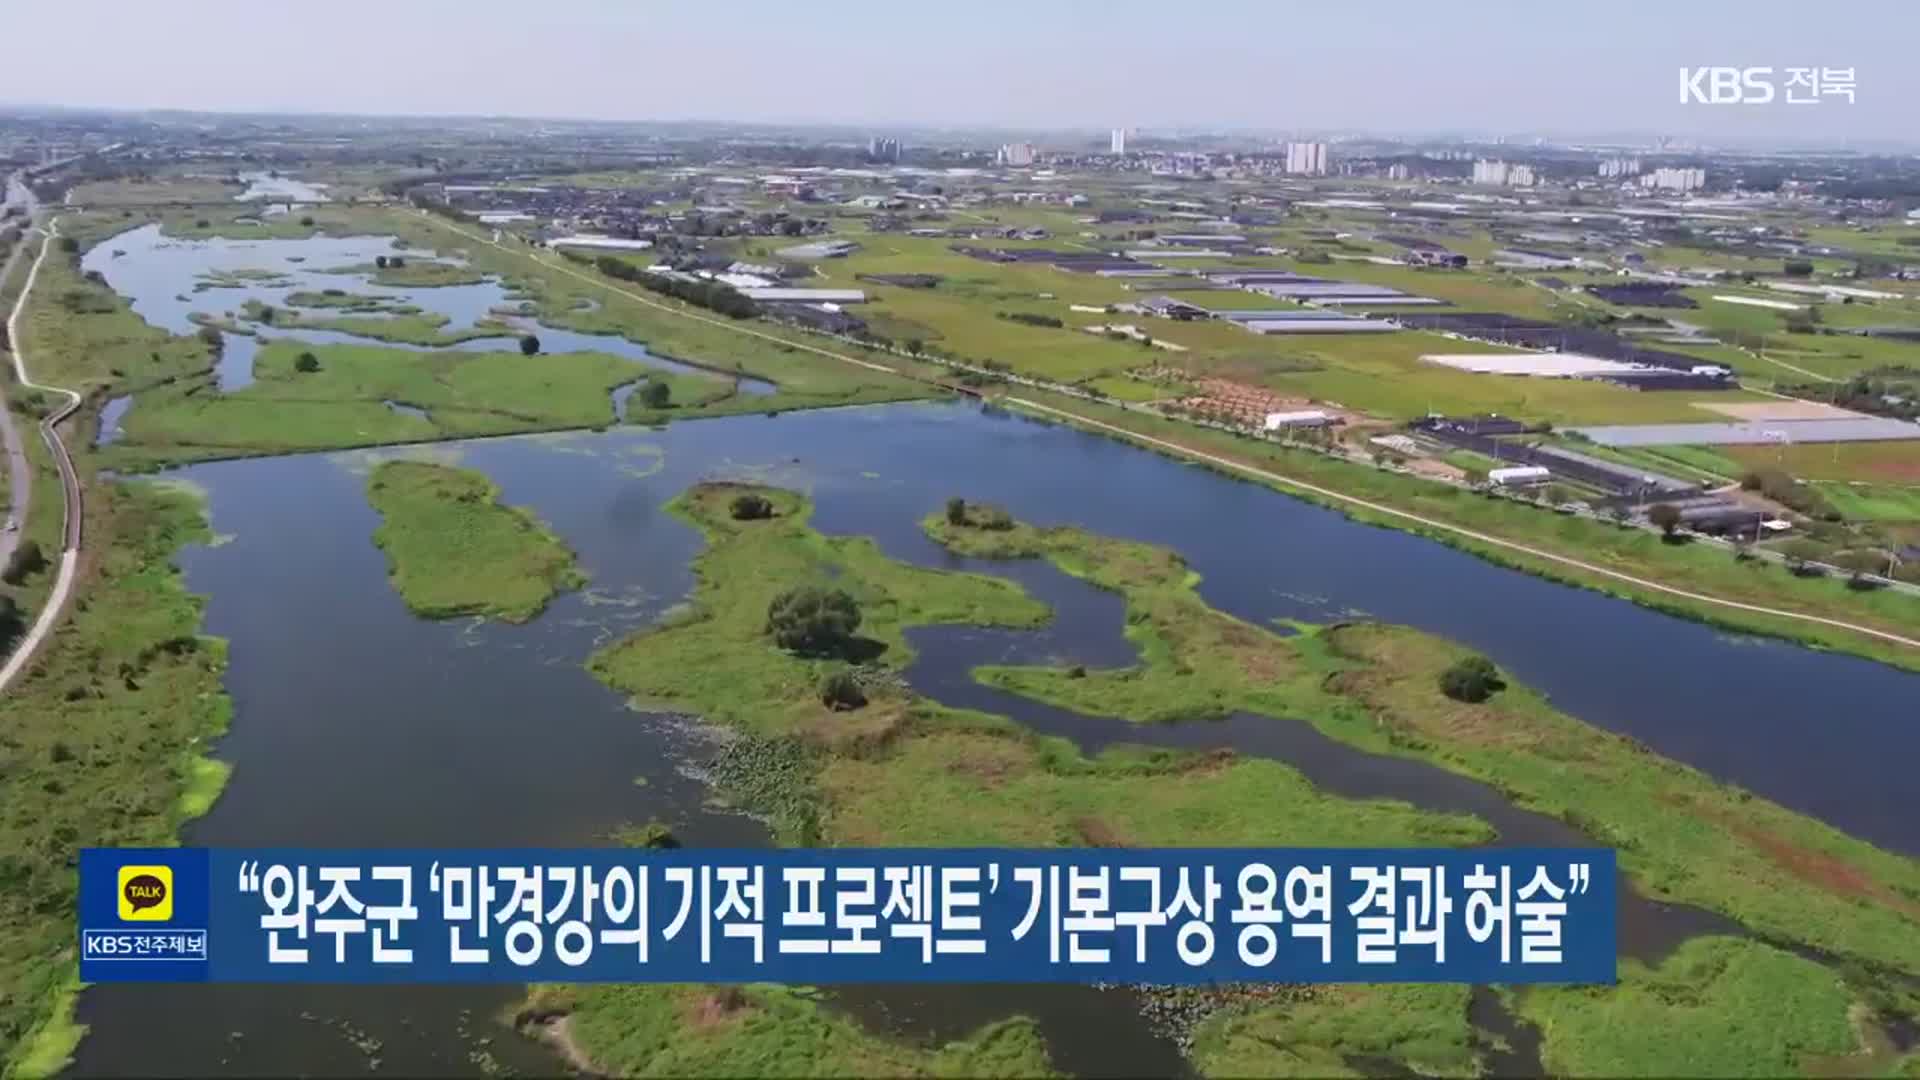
[79,847,1615,985]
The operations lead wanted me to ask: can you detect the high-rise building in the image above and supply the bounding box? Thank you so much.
[1640,167,1706,193]
[1598,156,1642,179]
[1385,163,1411,181]
[1110,128,1127,155]
[1471,159,1533,186]
[1283,141,1327,176]
[997,142,1037,167]
[867,137,901,163]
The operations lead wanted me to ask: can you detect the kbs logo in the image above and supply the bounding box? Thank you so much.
[1679,67,1775,104]
[117,865,173,921]
[1680,67,1856,105]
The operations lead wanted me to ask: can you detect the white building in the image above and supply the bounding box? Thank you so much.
[1472,160,1534,187]
[1488,466,1551,486]
[997,142,1037,167]
[1264,410,1332,430]
[1641,167,1706,193]
[1110,128,1127,155]
[1283,141,1328,176]
[1599,156,1642,179]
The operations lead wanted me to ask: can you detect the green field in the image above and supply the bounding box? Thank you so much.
[1009,390,1920,670]
[1516,937,1863,1077]
[366,460,585,622]
[1815,480,1920,524]
[1725,440,1920,484]
[0,482,231,1076]
[524,984,1058,1078]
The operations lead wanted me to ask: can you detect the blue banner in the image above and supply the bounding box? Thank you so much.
[79,847,1615,984]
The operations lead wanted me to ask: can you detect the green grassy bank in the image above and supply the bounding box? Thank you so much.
[0,481,232,1077]
[366,460,584,622]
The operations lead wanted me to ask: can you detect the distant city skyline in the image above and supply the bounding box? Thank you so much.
[1,0,1913,146]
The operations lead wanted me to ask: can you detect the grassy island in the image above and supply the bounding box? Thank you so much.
[552,487,1920,1077]
[366,460,585,621]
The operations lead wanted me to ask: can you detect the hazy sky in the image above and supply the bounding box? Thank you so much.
[3,0,1914,142]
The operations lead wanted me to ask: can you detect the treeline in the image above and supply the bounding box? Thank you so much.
[997,311,1064,328]
[588,255,759,319]
[1741,466,1840,522]
[407,190,478,225]
[1779,367,1920,422]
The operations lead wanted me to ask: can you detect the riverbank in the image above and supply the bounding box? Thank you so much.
[366,460,584,622]
[0,480,232,1076]
[1001,390,1920,673]
[922,509,1920,971]
[407,206,1920,674]
[919,507,1920,1074]
[518,984,1060,1078]
[56,208,940,472]
[560,482,1496,1073]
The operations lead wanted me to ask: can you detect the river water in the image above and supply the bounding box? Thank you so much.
[82,225,774,401]
[63,400,1919,1076]
[59,222,1920,1076]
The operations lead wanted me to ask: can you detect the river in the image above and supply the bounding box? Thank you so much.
[57,218,1920,1075]
[63,400,1920,1076]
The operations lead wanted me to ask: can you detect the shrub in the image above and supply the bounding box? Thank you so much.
[972,504,1014,530]
[1,540,45,586]
[1647,502,1683,537]
[638,381,671,409]
[945,497,967,525]
[519,334,540,356]
[294,352,321,373]
[767,586,862,655]
[1439,655,1505,703]
[819,669,867,711]
[730,493,774,520]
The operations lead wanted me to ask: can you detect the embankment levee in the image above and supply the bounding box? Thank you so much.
[408,208,1919,674]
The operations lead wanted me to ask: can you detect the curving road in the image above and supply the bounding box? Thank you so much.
[0,214,84,693]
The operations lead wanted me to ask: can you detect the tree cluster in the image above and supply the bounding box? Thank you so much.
[730,493,775,521]
[593,256,758,319]
[1438,655,1505,704]
[766,586,862,656]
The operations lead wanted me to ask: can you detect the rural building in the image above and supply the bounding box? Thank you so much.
[740,287,867,303]
[1263,410,1333,431]
[1489,466,1551,486]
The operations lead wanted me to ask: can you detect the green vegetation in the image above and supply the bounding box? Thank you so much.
[765,585,862,655]
[317,259,487,288]
[283,289,418,313]
[1191,986,1479,1078]
[918,510,1920,978]
[101,338,658,466]
[239,297,515,347]
[1516,937,1858,1077]
[568,483,1491,1071]
[366,460,584,622]
[521,985,1058,1078]
[1008,390,1920,671]
[1437,654,1504,703]
[0,482,231,1076]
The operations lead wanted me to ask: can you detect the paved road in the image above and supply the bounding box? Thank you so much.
[0,173,41,573]
[0,215,85,693]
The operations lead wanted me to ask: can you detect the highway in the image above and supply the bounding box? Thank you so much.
[0,210,84,693]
